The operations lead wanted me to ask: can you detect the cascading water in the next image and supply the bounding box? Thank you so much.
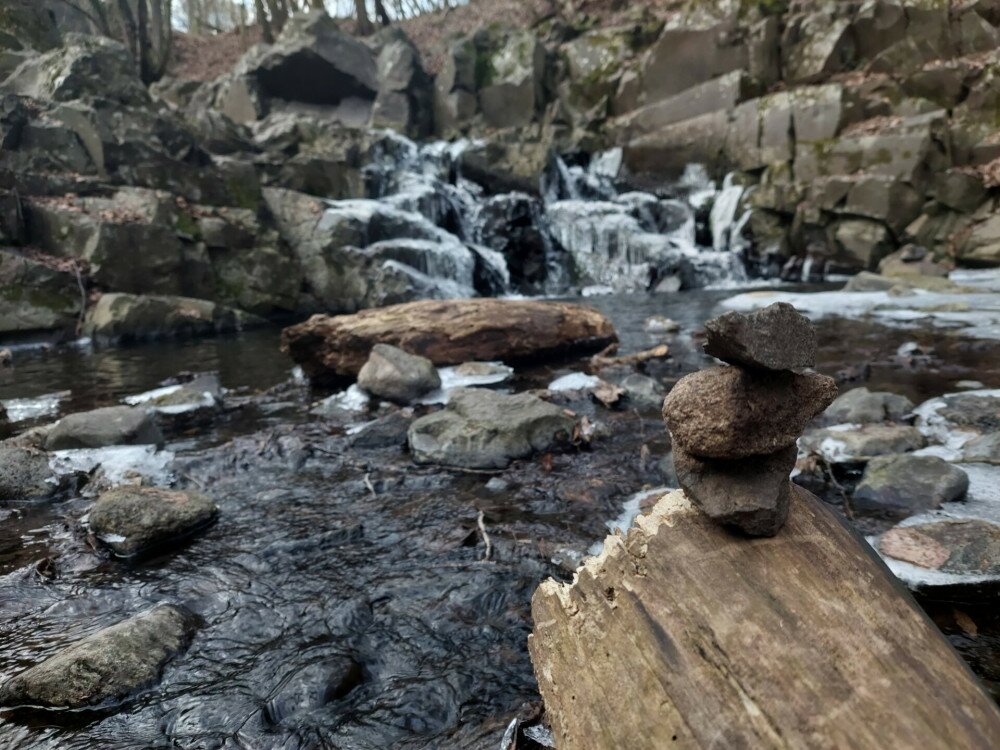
[341,130,759,299]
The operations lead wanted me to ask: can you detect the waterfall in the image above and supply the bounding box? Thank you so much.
[329,130,765,300]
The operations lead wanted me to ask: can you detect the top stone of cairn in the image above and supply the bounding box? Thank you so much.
[704,302,816,371]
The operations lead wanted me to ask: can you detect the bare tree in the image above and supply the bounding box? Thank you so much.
[354,0,373,34]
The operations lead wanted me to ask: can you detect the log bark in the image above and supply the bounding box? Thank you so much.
[280,299,618,386]
[529,485,1000,750]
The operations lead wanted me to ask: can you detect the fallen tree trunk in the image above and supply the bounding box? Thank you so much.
[281,299,618,385]
[529,485,1000,749]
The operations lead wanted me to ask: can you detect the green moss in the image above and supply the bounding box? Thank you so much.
[475,49,497,89]
[174,211,200,239]
[226,178,261,211]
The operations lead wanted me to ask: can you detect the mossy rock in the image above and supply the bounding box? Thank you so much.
[0,1,59,53]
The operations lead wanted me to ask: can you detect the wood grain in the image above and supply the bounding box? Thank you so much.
[530,486,1000,749]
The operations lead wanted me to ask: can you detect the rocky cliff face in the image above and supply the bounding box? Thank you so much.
[1,2,999,344]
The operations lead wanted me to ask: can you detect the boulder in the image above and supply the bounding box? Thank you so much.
[1,33,149,106]
[662,366,838,459]
[614,71,754,139]
[0,250,82,338]
[852,455,969,521]
[0,605,198,709]
[877,245,950,278]
[460,137,551,194]
[961,433,1000,464]
[800,424,926,463]
[370,28,432,138]
[834,219,894,270]
[0,0,60,53]
[0,446,58,501]
[407,388,575,469]
[955,214,1000,267]
[281,298,617,386]
[703,302,815,371]
[623,110,729,179]
[933,170,986,214]
[781,9,855,84]
[44,405,163,450]
[639,20,748,102]
[673,444,795,537]
[357,343,441,403]
[843,176,923,235]
[475,29,546,129]
[235,12,377,124]
[471,193,549,293]
[879,520,1000,576]
[89,486,219,557]
[825,387,914,424]
[83,293,264,345]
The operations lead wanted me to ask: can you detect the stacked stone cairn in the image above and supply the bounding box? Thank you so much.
[662,303,838,536]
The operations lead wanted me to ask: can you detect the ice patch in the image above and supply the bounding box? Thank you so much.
[416,362,514,405]
[548,373,602,392]
[1,391,69,422]
[50,445,175,486]
[588,486,673,556]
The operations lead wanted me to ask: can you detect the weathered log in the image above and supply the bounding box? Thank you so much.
[529,485,1000,749]
[281,299,618,385]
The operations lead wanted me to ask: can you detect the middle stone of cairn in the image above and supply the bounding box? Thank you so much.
[662,302,838,536]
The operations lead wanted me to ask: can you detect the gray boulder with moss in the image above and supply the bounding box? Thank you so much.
[0,604,199,709]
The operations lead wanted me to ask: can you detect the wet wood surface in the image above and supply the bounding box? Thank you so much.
[281,298,617,384]
[530,486,1000,750]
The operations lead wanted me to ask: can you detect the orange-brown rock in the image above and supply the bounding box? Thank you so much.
[281,299,618,385]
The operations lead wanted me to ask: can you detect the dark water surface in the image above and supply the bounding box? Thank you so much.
[2,289,1000,749]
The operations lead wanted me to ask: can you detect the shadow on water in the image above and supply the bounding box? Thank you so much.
[2,287,1000,748]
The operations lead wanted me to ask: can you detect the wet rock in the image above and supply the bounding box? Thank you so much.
[370,28,432,138]
[45,406,163,451]
[662,366,838,459]
[0,250,82,339]
[673,444,796,537]
[703,302,816,370]
[619,374,666,409]
[475,29,546,129]
[0,604,198,709]
[124,373,223,416]
[83,293,265,345]
[349,411,411,450]
[88,486,219,558]
[842,271,968,293]
[961,433,1000,465]
[879,520,1000,575]
[281,299,617,386]
[800,424,926,463]
[0,447,57,501]
[825,387,914,424]
[408,388,575,469]
[357,344,441,404]
[265,657,363,724]
[852,455,969,521]
[934,393,1000,433]
[878,245,950,278]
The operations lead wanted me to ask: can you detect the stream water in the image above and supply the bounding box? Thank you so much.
[3,286,1000,749]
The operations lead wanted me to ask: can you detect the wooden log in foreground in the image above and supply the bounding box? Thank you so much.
[529,486,1000,749]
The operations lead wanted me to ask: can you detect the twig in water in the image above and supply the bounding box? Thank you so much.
[363,472,377,498]
[477,508,492,562]
[72,261,87,336]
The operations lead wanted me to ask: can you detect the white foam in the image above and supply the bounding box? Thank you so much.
[1,391,69,422]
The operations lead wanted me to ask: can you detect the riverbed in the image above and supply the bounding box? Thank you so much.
[2,286,1000,749]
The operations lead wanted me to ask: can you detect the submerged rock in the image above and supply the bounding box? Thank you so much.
[662,366,838,459]
[44,406,163,451]
[265,657,364,725]
[0,604,198,709]
[281,299,617,386]
[703,302,816,370]
[673,444,796,537]
[88,486,219,557]
[0,447,57,501]
[357,344,440,403]
[619,373,666,409]
[852,455,969,521]
[879,520,1000,576]
[408,388,575,469]
[825,387,914,424]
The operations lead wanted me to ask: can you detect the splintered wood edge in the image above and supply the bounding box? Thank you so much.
[537,489,695,612]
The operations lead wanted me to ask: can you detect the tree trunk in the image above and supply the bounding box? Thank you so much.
[530,486,1000,749]
[373,0,390,26]
[254,0,274,42]
[354,0,373,34]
